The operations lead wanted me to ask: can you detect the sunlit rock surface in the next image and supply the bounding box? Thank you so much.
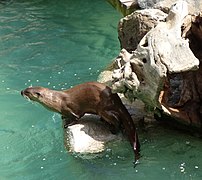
[63,114,123,154]
[107,0,202,16]
[106,0,202,130]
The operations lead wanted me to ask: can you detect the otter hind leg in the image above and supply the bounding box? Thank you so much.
[61,115,78,128]
[99,111,121,134]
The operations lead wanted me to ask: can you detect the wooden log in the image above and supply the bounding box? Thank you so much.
[107,0,202,16]
[159,13,202,129]
[112,1,200,125]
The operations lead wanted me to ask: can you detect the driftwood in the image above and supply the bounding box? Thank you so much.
[118,9,168,52]
[112,1,202,130]
[159,13,202,128]
[107,0,202,16]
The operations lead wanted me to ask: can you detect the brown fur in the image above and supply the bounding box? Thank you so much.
[21,82,140,162]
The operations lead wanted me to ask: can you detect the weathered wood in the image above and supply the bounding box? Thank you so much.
[107,0,202,16]
[112,1,199,110]
[160,13,202,128]
[118,9,167,52]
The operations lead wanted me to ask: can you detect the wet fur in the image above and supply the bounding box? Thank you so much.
[21,82,140,162]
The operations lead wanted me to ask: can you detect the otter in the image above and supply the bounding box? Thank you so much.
[21,82,140,163]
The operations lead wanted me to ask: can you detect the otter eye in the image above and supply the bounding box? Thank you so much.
[36,92,41,97]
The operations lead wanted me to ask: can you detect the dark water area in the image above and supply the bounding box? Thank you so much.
[0,0,202,179]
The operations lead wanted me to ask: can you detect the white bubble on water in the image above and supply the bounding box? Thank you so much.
[185,141,190,145]
[106,148,111,152]
[180,166,185,173]
[180,162,185,167]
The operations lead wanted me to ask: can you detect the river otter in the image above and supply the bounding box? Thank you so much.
[21,82,140,163]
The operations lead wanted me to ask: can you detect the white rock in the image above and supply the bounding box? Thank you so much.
[63,114,123,155]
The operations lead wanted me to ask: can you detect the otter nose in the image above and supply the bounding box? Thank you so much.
[21,89,28,96]
[21,90,24,96]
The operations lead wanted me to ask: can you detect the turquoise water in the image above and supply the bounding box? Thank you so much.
[0,0,202,179]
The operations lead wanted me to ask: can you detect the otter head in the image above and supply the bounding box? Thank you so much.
[21,86,62,113]
[21,86,48,102]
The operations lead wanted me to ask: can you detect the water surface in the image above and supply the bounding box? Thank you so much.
[0,0,202,179]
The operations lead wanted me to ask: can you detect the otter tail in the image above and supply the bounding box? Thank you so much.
[111,93,141,163]
[119,108,141,164]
